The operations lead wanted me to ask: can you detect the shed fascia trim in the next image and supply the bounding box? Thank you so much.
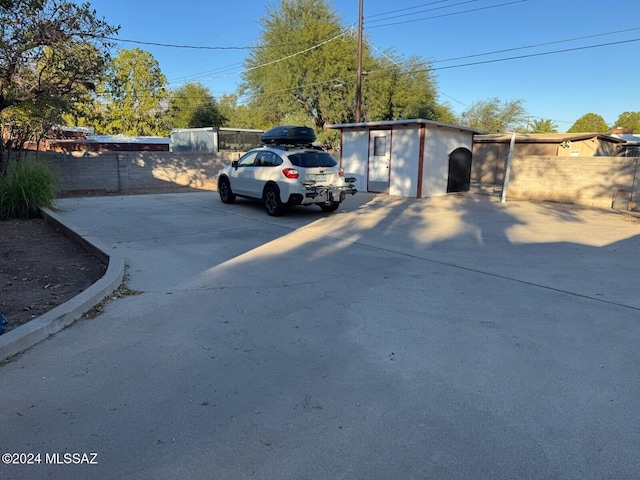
[325,118,486,135]
[474,133,625,144]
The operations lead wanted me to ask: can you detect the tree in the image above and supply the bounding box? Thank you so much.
[364,54,442,122]
[529,118,558,133]
[0,0,117,113]
[613,111,640,133]
[99,48,168,136]
[218,94,261,129]
[168,82,225,129]
[1,97,65,152]
[241,0,358,131]
[60,86,104,132]
[567,113,608,133]
[240,0,447,140]
[431,103,458,125]
[459,98,527,132]
[0,0,117,166]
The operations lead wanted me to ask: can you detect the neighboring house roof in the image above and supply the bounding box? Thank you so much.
[50,125,95,136]
[34,134,171,152]
[474,133,625,144]
[325,118,487,135]
[85,135,170,144]
[170,127,264,134]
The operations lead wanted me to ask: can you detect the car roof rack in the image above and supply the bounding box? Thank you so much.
[260,126,316,146]
[263,143,324,152]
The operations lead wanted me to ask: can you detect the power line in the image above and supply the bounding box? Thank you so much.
[97,1,510,51]
[235,35,640,104]
[366,0,456,19]
[433,37,640,70]
[99,26,639,106]
[100,36,255,50]
[366,0,481,25]
[243,32,346,73]
[193,0,528,85]
[366,0,528,29]
[166,31,349,86]
[434,26,640,64]
[97,0,523,86]
[222,33,640,107]
[98,35,334,52]
[168,62,246,86]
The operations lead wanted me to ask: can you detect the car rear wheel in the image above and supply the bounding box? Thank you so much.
[320,202,340,212]
[218,177,236,204]
[264,185,285,216]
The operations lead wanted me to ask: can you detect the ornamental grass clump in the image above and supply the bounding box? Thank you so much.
[0,159,58,220]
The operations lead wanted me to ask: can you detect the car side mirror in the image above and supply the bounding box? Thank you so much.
[231,160,239,169]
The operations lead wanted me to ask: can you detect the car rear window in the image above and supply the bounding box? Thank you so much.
[288,152,337,168]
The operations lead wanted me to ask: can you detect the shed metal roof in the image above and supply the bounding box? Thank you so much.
[48,135,171,145]
[325,118,487,135]
[86,135,171,144]
[474,133,624,144]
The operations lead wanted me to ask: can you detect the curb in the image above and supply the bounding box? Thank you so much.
[0,207,124,363]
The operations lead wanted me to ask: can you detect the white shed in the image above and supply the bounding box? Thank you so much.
[325,119,485,198]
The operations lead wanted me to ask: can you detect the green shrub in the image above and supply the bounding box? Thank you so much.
[0,159,59,220]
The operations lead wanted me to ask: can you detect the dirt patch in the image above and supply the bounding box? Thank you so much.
[0,187,204,335]
[0,218,107,333]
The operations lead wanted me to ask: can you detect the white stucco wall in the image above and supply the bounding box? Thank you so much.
[340,130,369,192]
[421,128,474,197]
[389,126,420,197]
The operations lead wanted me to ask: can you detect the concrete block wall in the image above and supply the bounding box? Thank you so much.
[507,155,639,210]
[26,151,640,211]
[37,151,241,194]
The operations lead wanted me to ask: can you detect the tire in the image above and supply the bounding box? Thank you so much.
[263,185,285,216]
[320,201,340,212]
[218,177,236,204]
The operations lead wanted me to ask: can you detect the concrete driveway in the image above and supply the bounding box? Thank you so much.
[2,191,640,479]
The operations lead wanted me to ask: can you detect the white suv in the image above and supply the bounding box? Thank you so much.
[217,126,356,216]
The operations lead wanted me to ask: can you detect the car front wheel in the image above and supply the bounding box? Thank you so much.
[218,177,236,204]
[264,185,285,216]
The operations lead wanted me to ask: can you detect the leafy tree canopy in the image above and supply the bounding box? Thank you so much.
[459,97,527,133]
[1,0,117,166]
[240,0,448,142]
[613,111,640,133]
[364,54,444,122]
[241,0,355,131]
[168,82,226,129]
[567,113,609,133]
[0,0,118,113]
[99,48,168,136]
[217,94,253,129]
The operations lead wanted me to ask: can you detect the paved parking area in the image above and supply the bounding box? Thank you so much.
[2,191,640,479]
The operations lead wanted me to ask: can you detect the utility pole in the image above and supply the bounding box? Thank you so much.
[355,0,363,123]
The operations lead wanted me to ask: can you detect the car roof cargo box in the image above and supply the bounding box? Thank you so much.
[261,126,316,145]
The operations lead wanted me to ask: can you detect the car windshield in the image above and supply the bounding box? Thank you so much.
[288,152,337,168]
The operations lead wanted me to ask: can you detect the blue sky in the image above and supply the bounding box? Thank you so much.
[83,0,639,132]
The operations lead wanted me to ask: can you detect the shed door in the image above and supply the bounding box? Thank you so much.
[368,130,390,192]
[447,147,472,193]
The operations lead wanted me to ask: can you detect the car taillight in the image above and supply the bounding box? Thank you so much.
[282,168,299,179]
[339,167,345,177]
